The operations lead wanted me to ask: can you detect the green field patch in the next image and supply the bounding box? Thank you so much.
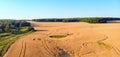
[49,35,67,38]
[97,41,112,49]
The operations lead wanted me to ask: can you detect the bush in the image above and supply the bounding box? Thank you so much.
[20,27,34,33]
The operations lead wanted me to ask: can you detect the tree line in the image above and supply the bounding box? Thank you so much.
[32,17,120,23]
[0,20,34,34]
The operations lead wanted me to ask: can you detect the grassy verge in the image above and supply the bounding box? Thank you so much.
[0,31,34,57]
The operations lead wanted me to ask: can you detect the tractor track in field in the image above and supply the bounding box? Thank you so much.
[19,40,26,57]
[19,40,24,57]
[41,39,56,56]
[112,47,120,55]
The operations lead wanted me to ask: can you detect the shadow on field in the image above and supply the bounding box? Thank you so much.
[34,30,48,32]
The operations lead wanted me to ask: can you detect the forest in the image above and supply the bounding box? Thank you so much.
[0,20,34,34]
[32,17,120,23]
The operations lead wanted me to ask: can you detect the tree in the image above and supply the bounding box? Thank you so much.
[0,29,3,33]
[5,24,10,32]
[62,19,68,22]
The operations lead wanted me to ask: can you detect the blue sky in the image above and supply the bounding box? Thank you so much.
[0,0,119,19]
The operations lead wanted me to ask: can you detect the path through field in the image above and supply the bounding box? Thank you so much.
[4,21,120,57]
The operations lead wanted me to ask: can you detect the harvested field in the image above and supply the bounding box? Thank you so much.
[4,21,120,57]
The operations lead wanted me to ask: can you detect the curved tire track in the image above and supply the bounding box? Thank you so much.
[41,39,56,56]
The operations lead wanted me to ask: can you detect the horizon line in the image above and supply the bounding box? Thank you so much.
[0,17,120,20]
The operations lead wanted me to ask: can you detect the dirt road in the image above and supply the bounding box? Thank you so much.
[4,21,120,57]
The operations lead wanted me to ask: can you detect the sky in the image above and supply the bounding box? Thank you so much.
[0,0,119,19]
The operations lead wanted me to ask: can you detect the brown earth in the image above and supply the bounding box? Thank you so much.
[4,21,120,57]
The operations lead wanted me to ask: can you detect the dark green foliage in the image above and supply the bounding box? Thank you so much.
[62,19,69,22]
[0,20,34,34]
[32,17,120,23]
[0,29,3,33]
[80,18,100,23]
[33,18,80,22]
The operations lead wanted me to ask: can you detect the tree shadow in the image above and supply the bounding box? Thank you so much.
[34,30,48,32]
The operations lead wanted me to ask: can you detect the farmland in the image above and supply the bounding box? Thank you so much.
[4,21,120,57]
